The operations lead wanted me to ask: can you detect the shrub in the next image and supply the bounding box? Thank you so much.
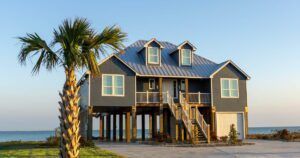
[228,124,238,144]
[220,136,228,143]
[43,136,60,147]
[80,137,95,147]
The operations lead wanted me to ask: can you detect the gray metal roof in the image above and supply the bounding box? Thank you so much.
[117,40,224,78]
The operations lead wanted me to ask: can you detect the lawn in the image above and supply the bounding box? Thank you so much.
[0,141,123,158]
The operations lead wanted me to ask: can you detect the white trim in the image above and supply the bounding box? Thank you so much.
[215,112,246,139]
[147,47,160,64]
[177,40,197,51]
[210,78,214,106]
[143,38,165,48]
[149,78,156,90]
[220,78,239,98]
[181,49,192,66]
[210,60,251,80]
[101,74,125,97]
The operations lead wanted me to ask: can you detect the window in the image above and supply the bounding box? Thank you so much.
[149,79,155,90]
[180,80,185,91]
[148,47,159,64]
[102,74,124,96]
[173,80,178,98]
[221,78,239,98]
[181,49,191,66]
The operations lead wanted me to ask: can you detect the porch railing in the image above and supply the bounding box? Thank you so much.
[136,91,168,103]
[181,92,211,104]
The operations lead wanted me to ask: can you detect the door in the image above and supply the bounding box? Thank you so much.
[216,113,244,139]
[163,79,178,99]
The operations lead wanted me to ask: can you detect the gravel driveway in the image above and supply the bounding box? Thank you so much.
[97,140,300,158]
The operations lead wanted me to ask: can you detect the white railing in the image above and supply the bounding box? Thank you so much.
[165,91,177,119]
[181,92,211,104]
[195,110,210,141]
[136,91,168,103]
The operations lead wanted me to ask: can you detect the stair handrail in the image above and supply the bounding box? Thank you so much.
[195,109,210,143]
[165,91,177,119]
[179,92,193,139]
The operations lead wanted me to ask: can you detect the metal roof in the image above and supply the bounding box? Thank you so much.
[117,40,223,78]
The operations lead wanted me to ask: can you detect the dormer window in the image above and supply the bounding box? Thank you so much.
[181,49,191,66]
[148,47,160,64]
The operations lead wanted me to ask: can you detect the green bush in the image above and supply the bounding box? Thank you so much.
[220,136,228,143]
[44,136,60,147]
[228,124,238,144]
[79,137,95,147]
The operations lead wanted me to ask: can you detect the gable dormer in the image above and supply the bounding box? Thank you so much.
[142,38,164,66]
[170,41,196,67]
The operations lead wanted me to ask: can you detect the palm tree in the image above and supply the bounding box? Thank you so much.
[18,18,127,158]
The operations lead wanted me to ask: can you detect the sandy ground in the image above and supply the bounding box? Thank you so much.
[97,140,300,158]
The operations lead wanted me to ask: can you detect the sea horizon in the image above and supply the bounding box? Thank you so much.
[0,126,300,142]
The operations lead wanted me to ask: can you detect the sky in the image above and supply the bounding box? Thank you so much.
[0,0,299,131]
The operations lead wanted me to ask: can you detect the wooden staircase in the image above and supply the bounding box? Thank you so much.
[165,92,210,144]
[179,92,210,144]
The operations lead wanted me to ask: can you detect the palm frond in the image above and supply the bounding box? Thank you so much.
[18,33,59,74]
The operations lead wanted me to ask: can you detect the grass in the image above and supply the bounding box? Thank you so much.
[0,141,123,158]
[248,129,300,142]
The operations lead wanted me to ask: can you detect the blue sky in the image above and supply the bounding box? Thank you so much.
[0,0,299,131]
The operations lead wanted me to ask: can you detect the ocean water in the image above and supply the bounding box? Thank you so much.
[0,127,299,142]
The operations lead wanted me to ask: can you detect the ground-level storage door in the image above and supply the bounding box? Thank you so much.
[216,113,244,139]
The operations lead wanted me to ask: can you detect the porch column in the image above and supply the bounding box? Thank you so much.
[185,78,189,102]
[163,109,168,135]
[119,113,123,141]
[159,77,164,135]
[244,106,249,138]
[131,106,137,142]
[141,113,145,140]
[101,115,105,139]
[106,114,111,140]
[211,106,216,136]
[113,113,117,141]
[125,112,131,143]
[99,114,103,140]
[149,114,152,139]
[152,113,157,138]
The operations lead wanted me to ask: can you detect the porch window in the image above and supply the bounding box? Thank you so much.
[149,78,155,90]
[148,47,159,64]
[181,49,191,66]
[221,78,239,98]
[102,74,124,96]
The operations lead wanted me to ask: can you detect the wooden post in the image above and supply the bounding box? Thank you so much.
[244,106,249,138]
[159,77,164,135]
[106,114,111,140]
[211,106,216,136]
[125,112,130,143]
[99,114,103,140]
[131,106,137,142]
[142,113,145,140]
[185,78,189,102]
[181,124,185,142]
[101,115,105,139]
[119,113,123,141]
[149,113,152,139]
[152,113,157,138]
[113,114,117,141]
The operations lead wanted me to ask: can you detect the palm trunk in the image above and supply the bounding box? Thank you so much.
[59,69,81,158]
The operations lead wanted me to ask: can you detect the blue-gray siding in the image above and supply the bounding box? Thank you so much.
[212,64,248,112]
[90,56,136,107]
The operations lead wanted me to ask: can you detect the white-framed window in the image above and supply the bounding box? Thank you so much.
[149,78,155,90]
[180,80,185,91]
[148,47,159,64]
[221,78,239,98]
[102,74,124,96]
[181,49,191,66]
